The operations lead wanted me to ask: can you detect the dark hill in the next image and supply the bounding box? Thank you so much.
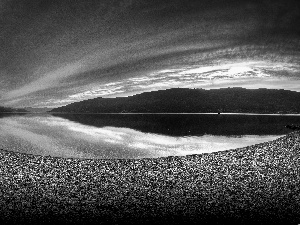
[50,88,300,114]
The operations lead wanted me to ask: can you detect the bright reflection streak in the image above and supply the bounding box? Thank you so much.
[0,115,284,159]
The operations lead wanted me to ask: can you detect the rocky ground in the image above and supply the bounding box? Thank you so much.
[0,132,300,225]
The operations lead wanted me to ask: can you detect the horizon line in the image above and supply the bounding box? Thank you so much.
[34,112,300,116]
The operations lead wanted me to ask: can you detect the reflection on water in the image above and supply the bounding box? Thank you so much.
[52,113,298,136]
[0,113,296,159]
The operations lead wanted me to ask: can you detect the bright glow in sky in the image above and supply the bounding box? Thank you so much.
[38,60,299,107]
[0,0,299,108]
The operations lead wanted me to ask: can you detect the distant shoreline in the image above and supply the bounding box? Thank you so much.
[35,112,300,116]
[2,112,300,116]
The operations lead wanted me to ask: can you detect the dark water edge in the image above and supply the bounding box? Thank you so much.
[50,113,300,136]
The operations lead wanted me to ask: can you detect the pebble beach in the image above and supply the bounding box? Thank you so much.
[0,132,300,225]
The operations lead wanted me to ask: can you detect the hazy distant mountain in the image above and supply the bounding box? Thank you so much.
[50,88,300,114]
[23,107,53,113]
[0,106,28,113]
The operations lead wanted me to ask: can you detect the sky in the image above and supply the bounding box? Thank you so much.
[0,0,300,108]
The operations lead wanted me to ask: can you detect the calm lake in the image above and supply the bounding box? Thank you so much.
[0,113,299,159]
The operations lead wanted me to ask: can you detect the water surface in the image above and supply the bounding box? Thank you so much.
[0,113,298,159]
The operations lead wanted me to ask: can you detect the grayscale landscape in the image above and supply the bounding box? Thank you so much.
[0,0,300,224]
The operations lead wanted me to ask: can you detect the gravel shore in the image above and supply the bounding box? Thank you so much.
[0,132,300,225]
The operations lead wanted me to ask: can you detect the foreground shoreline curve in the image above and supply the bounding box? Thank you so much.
[0,132,299,224]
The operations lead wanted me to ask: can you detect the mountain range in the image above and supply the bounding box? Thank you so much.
[50,88,300,114]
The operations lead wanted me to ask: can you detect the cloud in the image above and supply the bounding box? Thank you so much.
[36,56,300,107]
[205,77,300,91]
[3,62,87,100]
[1,0,300,108]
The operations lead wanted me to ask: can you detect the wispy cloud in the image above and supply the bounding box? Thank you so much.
[36,56,300,107]
[1,0,300,108]
[3,62,86,100]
